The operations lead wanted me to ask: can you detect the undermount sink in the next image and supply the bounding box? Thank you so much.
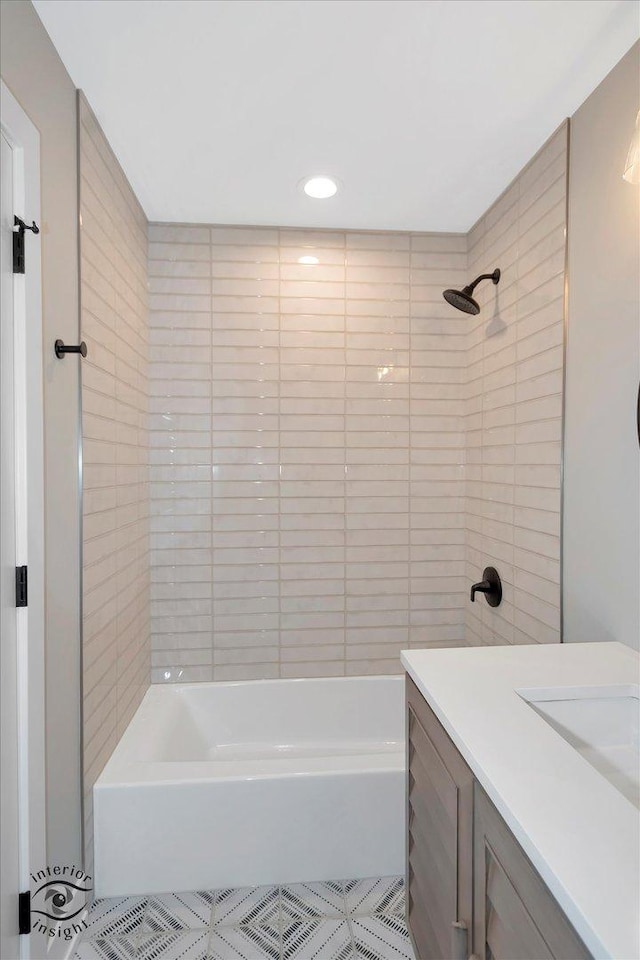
[517,684,640,809]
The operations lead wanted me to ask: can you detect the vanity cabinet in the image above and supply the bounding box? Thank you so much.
[406,677,593,960]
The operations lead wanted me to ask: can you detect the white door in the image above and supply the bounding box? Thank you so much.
[0,127,21,960]
[1,83,47,960]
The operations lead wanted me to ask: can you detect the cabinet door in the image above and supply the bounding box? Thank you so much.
[473,785,593,960]
[406,677,474,960]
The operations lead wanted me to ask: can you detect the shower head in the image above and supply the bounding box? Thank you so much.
[443,287,480,315]
[443,268,500,315]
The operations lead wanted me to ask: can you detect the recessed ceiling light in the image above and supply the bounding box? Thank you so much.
[298,255,320,265]
[302,176,338,199]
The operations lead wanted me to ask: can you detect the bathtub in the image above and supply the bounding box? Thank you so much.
[93,676,405,897]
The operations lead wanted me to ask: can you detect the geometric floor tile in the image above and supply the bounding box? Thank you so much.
[143,891,216,931]
[351,915,414,960]
[72,938,138,960]
[77,877,414,960]
[280,882,346,922]
[208,923,281,959]
[281,919,354,960]
[213,886,280,927]
[136,930,211,960]
[344,878,405,918]
[82,898,147,939]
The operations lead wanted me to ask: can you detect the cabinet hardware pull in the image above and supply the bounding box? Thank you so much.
[451,921,468,960]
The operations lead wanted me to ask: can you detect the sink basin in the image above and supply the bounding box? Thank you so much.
[517,684,640,808]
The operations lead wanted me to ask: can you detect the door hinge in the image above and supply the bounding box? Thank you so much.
[18,891,31,935]
[12,216,40,274]
[15,565,28,607]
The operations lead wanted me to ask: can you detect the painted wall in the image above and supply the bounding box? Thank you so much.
[149,227,469,680]
[79,94,150,873]
[564,42,640,649]
[0,0,82,869]
[465,125,567,646]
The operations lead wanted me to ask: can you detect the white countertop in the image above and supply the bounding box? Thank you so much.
[401,641,640,960]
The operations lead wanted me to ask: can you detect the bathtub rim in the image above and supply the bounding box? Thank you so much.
[96,673,406,787]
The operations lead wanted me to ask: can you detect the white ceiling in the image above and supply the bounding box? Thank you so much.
[33,0,639,232]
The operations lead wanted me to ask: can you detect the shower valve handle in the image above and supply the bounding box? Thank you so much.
[470,566,502,607]
[470,580,490,601]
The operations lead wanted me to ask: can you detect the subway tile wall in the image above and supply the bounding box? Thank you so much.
[149,228,469,680]
[464,123,567,646]
[79,95,150,873]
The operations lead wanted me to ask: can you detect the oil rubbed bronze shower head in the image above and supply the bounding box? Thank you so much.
[443,268,501,315]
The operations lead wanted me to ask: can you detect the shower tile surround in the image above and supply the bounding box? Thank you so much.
[149,228,469,681]
[148,124,566,681]
[464,124,566,646]
[79,94,150,873]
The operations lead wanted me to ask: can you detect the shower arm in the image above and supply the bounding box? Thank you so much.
[463,272,499,295]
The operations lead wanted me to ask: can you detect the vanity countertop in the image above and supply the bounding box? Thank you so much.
[401,641,640,960]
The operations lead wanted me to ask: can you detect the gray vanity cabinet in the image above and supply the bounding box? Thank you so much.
[406,677,474,960]
[406,677,593,960]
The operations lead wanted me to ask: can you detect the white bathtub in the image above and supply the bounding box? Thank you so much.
[94,676,406,897]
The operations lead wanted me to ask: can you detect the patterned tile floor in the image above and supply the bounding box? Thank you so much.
[73,877,415,960]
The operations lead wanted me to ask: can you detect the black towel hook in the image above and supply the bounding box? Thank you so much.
[55,340,87,359]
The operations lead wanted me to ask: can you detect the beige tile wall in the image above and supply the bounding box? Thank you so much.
[79,95,150,872]
[149,227,469,681]
[464,123,567,646]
